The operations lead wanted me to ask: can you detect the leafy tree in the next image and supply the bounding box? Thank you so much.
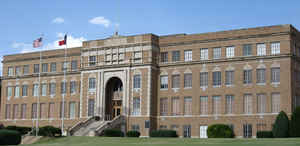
[272,111,289,138]
[290,107,300,137]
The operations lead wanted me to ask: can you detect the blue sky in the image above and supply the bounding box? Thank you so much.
[1,0,300,74]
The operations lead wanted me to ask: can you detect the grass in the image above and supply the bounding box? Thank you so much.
[25,136,300,146]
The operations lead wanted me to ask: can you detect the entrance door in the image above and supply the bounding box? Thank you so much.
[200,126,208,138]
[112,100,122,119]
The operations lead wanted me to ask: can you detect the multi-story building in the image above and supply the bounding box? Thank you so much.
[1,24,300,138]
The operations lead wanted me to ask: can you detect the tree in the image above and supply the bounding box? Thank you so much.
[272,111,289,138]
[290,107,300,137]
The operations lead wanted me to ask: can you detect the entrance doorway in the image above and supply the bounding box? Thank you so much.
[200,126,208,138]
[105,77,123,120]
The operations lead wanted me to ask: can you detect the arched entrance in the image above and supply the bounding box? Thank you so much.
[105,77,123,120]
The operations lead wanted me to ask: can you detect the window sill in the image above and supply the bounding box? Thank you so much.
[225,84,234,87]
[243,83,252,86]
[256,83,266,86]
[213,85,221,88]
[184,87,192,89]
[160,88,168,91]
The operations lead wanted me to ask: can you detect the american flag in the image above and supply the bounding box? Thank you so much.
[33,37,43,48]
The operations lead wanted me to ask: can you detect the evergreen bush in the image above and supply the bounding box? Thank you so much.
[0,129,21,145]
[272,111,289,138]
[150,130,177,137]
[103,129,124,137]
[257,131,273,138]
[126,131,140,137]
[207,124,234,138]
[290,107,300,137]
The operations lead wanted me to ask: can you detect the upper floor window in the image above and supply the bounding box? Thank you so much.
[212,96,221,115]
[256,69,266,84]
[184,50,192,62]
[271,42,280,55]
[70,81,77,94]
[88,78,96,90]
[225,71,234,86]
[22,85,28,97]
[200,48,208,60]
[132,97,141,115]
[49,83,56,96]
[225,95,234,114]
[133,75,141,89]
[160,97,168,116]
[244,94,252,114]
[243,44,252,56]
[271,67,280,83]
[257,43,266,56]
[23,65,29,75]
[33,84,39,97]
[212,71,221,87]
[213,47,221,59]
[61,82,67,94]
[89,56,96,66]
[15,66,21,76]
[8,67,14,76]
[226,46,235,58]
[15,86,20,98]
[7,86,13,98]
[171,74,180,88]
[243,70,252,84]
[62,62,68,71]
[50,62,56,72]
[172,51,180,62]
[184,96,192,115]
[41,84,47,96]
[71,60,78,71]
[160,52,168,63]
[200,72,208,87]
[184,73,192,88]
[33,64,39,73]
[200,96,208,115]
[171,97,180,115]
[271,93,280,113]
[257,93,266,113]
[160,75,168,89]
[42,63,48,72]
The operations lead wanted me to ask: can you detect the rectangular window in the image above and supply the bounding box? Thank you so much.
[256,69,266,84]
[213,47,221,59]
[7,86,12,98]
[160,75,168,89]
[200,48,208,60]
[62,62,68,71]
[61,82,67,94]
[8,67,14,76]
[23,65,29,75]
[184,73,192,88]
[42,63,48,72]
[15,86,20,98]
[172,51,180,62]
[244,70,252,84]
[200,96,208,115]
[88,78,96,90]
[88,99,95,117]
[213,71,221,86]
[184,50,192,61]
[34,64,39,73]
[13,104,19,119]
[200,72,208,87]
[41,84,47,96]
[22,85,28,96]
[33,84,39,97]
[160,98,168,116]
[226,46,235,58]
[171,74,180,88]
[69,102,76,119]
[70,81,76,94]
[15,66,21,76]
[212,96,221,115]
[5,104,11,119]
[71,60,78,71]
[31,103,37,119]
[225,71,234,85]
[21,104,26,119]
[243,124,252,138]
[183,125,191,138]
[244,94,252,114]
[271,42,280,55]
[225,95,234,114]
[60,101,67,118]
[257,94,266,113]
[49,83,56,96]
[133,75,141,89]
[160,52,168,63]
[50,62,56,72]
[132,97,140,115]
[131,125,140,132]
[257,43,266,56]
[171,97,180,116]
[271,67,280,83]
[243,44,252,56]
[184,96,192,115]
[48,102,55,119]
[40,103,46,119]
[272,93,280,113]
[89,56,96,66]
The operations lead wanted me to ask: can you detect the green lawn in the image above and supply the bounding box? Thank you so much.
[27,136,300,146]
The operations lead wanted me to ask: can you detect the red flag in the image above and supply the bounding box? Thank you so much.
[33,37,43,48]
[59,34,67,46]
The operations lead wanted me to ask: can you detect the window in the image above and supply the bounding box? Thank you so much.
[257,43,266,56]
[159,125,167,129]
[42,63,48,72]
[271,42,280,55]
[15,86,20,98]
[183,125,191,138]
[22,85,28,97]
[172,74,180,88]
[60,101,67,118]
[225,95,234,114]
[184,73,192,88]
[213,71,221,86]
[212,96,221,115]
[31,103,37,119]
[200,96,208,115]
[213,47,221,59]
[40,103,46,119]
[15,66,21,76]
[21,104,26,119]
[48,103,55,119]
[226,46,235,58]
[33,84,39,97]
[132,97,140,115]
[225,71,234,85]
[171,97,180,116]
[271,67,280,83]
[61,82,67,94]
[23,65,29,75]
[243,44,252,56]
[62,62,68,71]
[134,51,142,59]
[184,96,192,115]
[13,104,19,119]
[171,125,179,132]
[160,75,168,89]
[71,60,78,71]
[243,70,252,84]
[70,81,76,94]
[272,93,280,113]
[88,99,95,116]
[160,52,168,63]
[131,125,140,132]
[5,104,11,119]
[89,56,96,66]
[257,94,266,113]
[50,62,56,72]
[8,67,14,76]
[7,86,12,98]
[243,124,252,138]
[34,64,39,73]
[244,94,252,114]
[200,48,208,60]
[172,51,180,62]
[49,83,56,96]
[200,72,208,87]
[160,97,168,116]
[69,102,76,119]
[133,75,141,89]
[184,50,192,61]
[256,69,266,84]
[41,84,47,96]
[88,78,96,90]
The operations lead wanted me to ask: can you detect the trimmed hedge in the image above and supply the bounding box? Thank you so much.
[5,126,31,135]
[103,129,124,137]
[38,126,61,137]
[207,124,234,138]
[0,129,21,145]
[290,107,300,137]
[257,131,273,138]
[272,111,289,138]
[150,130,177,137]
[126,131,140,137]
[0,124,4,130]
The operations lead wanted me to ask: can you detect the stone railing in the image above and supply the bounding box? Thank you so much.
[95,115,124,136]
[69,116,96,135]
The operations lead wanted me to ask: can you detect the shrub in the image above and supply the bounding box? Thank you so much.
[257,131,273,138]
[290,107,300,137]
[207,124,234,138]
[103,129,124,137]
[5,126,31,135]
[272,111,289,138]
[38,126,61,137]
[0,124,4,130]
[0,129,21,145]
[126,131,140,137]
[150,130,177,137]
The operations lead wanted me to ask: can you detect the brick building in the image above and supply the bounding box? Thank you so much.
[1,24,300,138]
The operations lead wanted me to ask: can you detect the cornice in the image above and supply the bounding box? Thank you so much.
[3,53,81,63]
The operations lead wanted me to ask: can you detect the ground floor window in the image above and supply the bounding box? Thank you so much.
[243,124,252,138]
[131,124,140,132]
[88,99,95,117]
[183,125,191,138]
[159,125,167,129]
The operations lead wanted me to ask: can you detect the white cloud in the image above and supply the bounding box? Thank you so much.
[89,16,111,27]
[52,17,65,24]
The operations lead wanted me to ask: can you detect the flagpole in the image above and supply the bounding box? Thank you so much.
[61,34,67,135]
[36,40,42,136]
